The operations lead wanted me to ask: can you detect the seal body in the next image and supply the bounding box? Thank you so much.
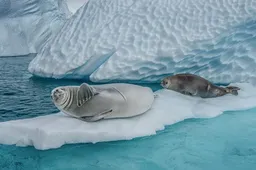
[51,83,154,122]
[161,73,240,98]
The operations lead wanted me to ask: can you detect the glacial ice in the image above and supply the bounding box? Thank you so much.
[0,83,256,150]
[28,0,256,84]
[0,0,70,56]
[66,0,88,14]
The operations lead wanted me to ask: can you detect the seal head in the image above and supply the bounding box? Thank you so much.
[161,76,181,92]
[161,78,172,89]
[51,87,70,108]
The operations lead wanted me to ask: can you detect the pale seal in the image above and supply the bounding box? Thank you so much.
[160,73,240,98]
[51,83,155,122]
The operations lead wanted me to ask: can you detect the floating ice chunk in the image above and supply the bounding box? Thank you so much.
[28,0,256,84]
[0,83,255,150]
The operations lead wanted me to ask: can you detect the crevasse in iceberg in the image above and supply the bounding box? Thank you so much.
[0,0,71,56]
[28,0,256,84]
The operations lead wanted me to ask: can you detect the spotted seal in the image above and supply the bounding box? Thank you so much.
[161,73,240,98]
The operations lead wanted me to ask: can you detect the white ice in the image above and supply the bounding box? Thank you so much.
[0,0,70,56]
[28,0,256,84]
[66,0,88,14]
[0,83,255,150]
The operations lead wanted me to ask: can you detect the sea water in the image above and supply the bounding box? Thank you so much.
[0,56,256,170]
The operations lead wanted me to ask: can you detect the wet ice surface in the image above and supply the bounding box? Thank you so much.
[1,108,256,170]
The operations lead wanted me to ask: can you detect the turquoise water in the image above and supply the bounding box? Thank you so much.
[1,56,256,170]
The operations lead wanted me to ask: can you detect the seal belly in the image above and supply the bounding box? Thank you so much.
[103,84,154,119]
[71,88,127,118]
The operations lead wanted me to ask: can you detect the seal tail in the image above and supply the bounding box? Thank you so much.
[225,86,240,96]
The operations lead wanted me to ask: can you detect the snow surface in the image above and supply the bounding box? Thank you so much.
[0,83,256,150]
[0,0,71,56]
[28,0,256,84]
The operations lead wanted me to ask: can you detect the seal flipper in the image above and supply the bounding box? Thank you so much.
[77,83,99,107]
[226,86,240,91]
[181,91,193,96]
[225,86,240,96]
[81,109,113,122]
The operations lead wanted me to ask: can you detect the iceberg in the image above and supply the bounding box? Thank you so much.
[66,0,88,14]
[0,0,71,56]
[0,83,256,150]
[28,0,256,84]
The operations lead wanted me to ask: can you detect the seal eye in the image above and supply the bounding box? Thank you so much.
[215,89,220,93]
[164,81,168,85]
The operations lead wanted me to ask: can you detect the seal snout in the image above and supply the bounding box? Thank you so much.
[51,89,57,100]
[51,88,64,101]
[160,79,169,88]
